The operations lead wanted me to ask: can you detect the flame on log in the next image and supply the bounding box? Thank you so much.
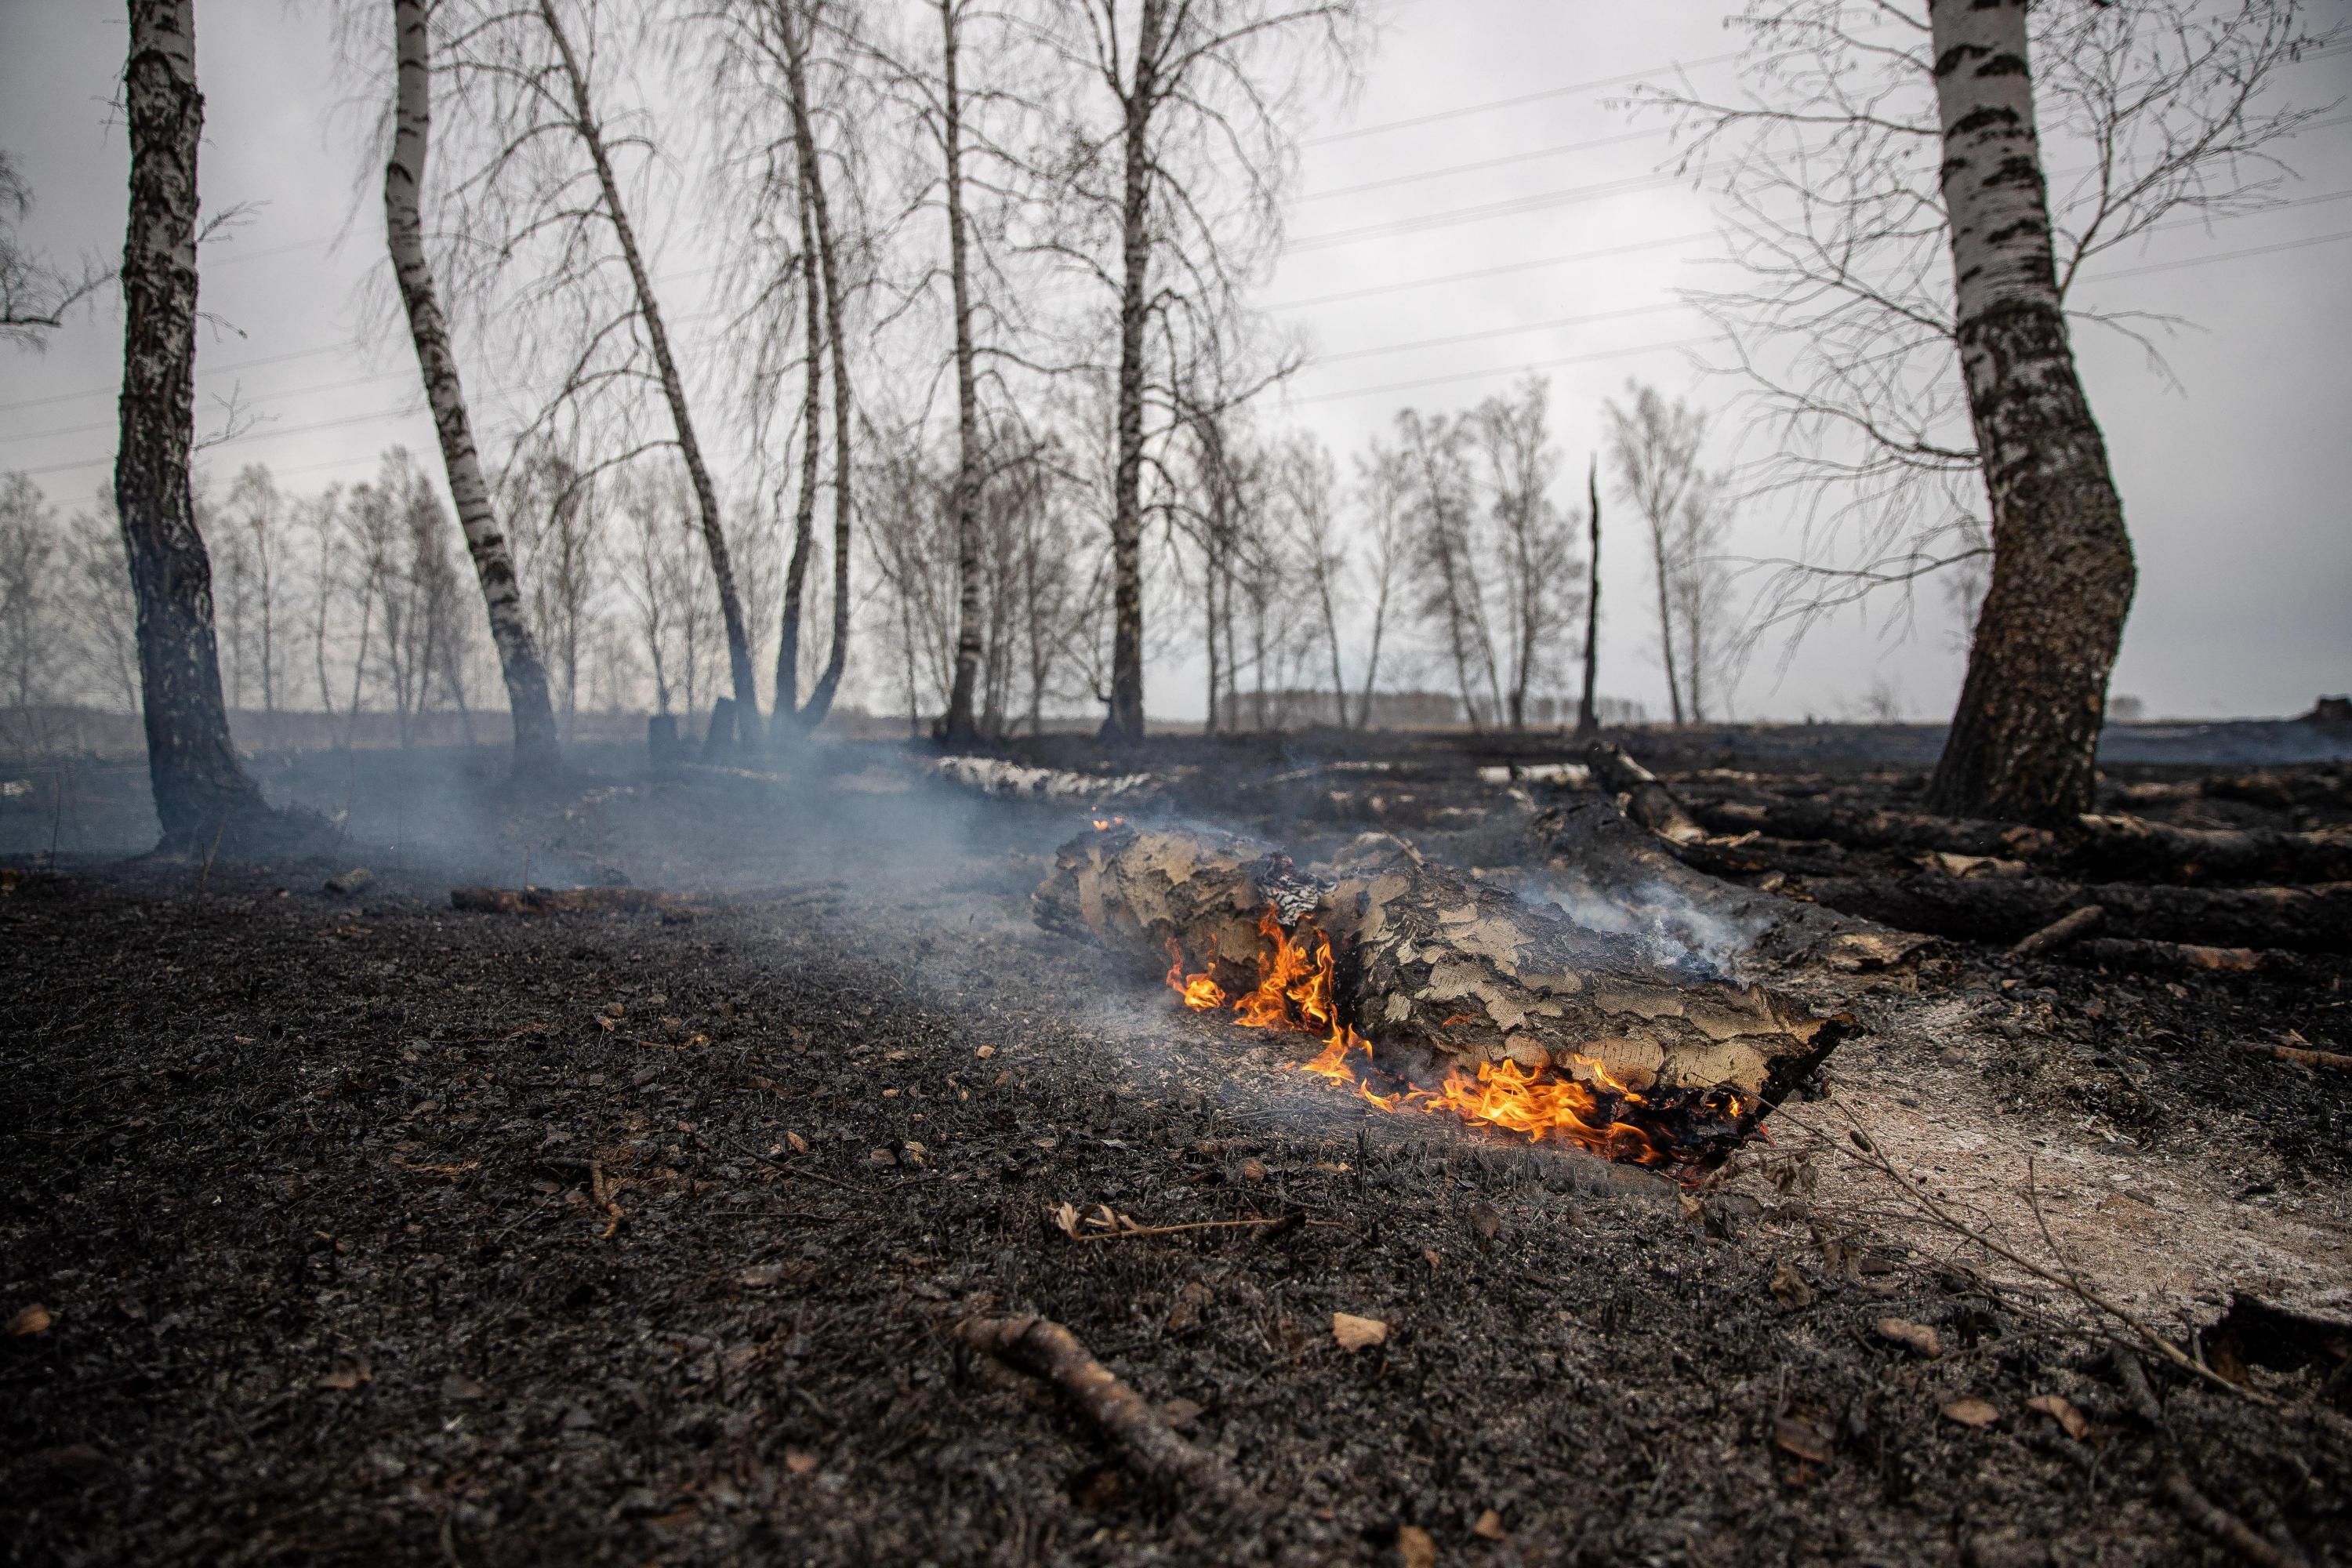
[1036,823,1849,1167]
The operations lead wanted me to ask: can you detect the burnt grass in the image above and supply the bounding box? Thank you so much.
[5,729,2352,1565]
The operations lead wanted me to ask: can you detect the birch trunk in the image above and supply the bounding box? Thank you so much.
[1649,517,1682,727]
[1102,0,1163,746]
[386,0,561,779]
[114,0,272,852]
[1576,456,1600,738]
[779,2,854,730]
[538,0,761,742]
[939,0,985,743]
[1924,0,2136,826]
[776,190,823,720]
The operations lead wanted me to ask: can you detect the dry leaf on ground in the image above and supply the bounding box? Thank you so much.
[1333,1312,1389,1352]
[784,1449,819,1475]
[1396,1523,1436,1568]
[2027,1393,2091,1441]
[1942,1396,2000,1428]
[317,1356,373,1392]
[1774,1414,1833,1464]
[7,1303,53,1337]
[1768,1260,1813,1308]
[1876,1317,1941,1358]
[1472,1508,1506,1541]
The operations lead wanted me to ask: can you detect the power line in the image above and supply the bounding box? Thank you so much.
[1298,53,1741,148]
[1264,231,1715,311]
[1312,299,1690,366]
[1290,334,1728,406]
[2089,224,2352,281]
[1294,125,1668,203]
[1283,169,1682,253]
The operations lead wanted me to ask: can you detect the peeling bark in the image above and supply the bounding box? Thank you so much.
[1034,823,1849,1106]
[1925,0,2136,825]
[386,0,561,780]
[114,0,272,852]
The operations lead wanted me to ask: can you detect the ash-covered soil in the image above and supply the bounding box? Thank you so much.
[5,732,2351,1566]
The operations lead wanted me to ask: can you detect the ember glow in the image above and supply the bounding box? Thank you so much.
[1166,907,1742,1167]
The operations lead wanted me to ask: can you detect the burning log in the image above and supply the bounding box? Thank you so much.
[1035,822,1851,1166]
[1783,875,2352,955]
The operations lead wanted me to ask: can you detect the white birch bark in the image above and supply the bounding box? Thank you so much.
[1926,0,2136,824]
[385,0,561,777]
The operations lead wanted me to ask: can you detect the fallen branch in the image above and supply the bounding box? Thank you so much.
[2069,815,2352,887]
[1688,797,2049,860]
[1585,743,1708,844]
[953,1314,1247,1504]
[2163,1470,2311,1568]
[1784,874,2352,955]
[2233,1040,2352,1073]
[1072,1217,1326,1243]
[2008,904,2105,960]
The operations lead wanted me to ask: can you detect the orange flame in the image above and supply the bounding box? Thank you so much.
[1167,907,1743,1167]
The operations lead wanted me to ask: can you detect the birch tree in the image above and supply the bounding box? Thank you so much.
[1036,0,1364,745]
[1605,382,1711,728]
[1921,0,2130,818]
[114,0,281,851]
[1653,0,2325,816]
[384,0,561,775]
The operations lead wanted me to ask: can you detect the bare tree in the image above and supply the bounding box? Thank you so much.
[506,444,605,744]
[1396,408,1504,731]
[1652,0,2327,815]
[1605,381,1713,728]
[380,0,763,738]
[0,152,111,350]
[113,0,279,851]
[1471,377,1580,731]
[1921,0,2131,818]
[1348,436,1410,731]
[1035,0,1363,744]
[1272,433,1347,728]
[0,475,67,751]
[384,0,561,775]
[221,465,287,717]
[1575,455,1601,738]
[62,491,143,719]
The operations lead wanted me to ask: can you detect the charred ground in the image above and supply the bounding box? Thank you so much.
[4,725,2350,1566]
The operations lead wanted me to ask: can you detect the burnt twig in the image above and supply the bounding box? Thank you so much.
[953,1313,1248,1505]
[2163,1470,2310,1568]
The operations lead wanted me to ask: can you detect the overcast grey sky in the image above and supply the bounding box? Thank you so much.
[3,0,2348,724]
